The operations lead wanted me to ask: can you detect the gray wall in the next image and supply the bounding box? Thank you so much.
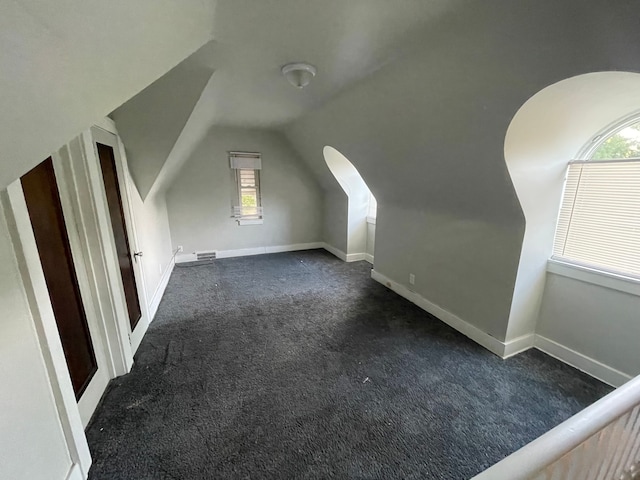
[285,0,640,342]
[167,127,323,253]
[538,273,640,378]
[373,205,520,340]
[128,188,174,302]
[322,190,348,253]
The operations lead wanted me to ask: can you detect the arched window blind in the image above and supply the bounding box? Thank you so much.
[553,159,640,278]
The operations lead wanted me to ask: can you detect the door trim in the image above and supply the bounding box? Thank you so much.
[50,152,114,425]
[2,182,92,478]
[84,122,151,353]
[58,137,135,375]
[0,119,146,477]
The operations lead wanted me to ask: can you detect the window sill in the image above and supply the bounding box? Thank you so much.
[237,218,263,226]
[547,258,640,296]
[366,216,377,225]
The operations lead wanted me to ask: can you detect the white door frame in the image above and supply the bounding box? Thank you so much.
[2,182,93,477]
[52,152,116,427]
[0,118,149,477]
[56,136,134,375]
[85,120,152,352]
[0,120,150,479]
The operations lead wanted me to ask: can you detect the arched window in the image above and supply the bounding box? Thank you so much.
[552,115,640,278]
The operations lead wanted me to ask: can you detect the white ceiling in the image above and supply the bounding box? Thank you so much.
[201,0,462,128]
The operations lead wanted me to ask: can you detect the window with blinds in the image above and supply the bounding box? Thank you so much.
[235,168,261,218]
[229,152,262,220]
[553,159,640,278]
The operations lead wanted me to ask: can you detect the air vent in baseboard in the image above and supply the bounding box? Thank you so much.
[196,251,217,261]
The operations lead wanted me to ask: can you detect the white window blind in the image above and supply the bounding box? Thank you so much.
[234,168,262,218]
[553,159,640,278]
[229,152,261,170]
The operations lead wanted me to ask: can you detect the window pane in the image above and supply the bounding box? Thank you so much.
[241,188,257,207]
[237,168,261,217]
[591,121,640,160]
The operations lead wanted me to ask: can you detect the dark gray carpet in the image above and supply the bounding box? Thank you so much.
[86,249,610,479]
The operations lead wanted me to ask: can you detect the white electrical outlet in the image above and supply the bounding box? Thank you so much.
[177,245,183,252]
[409,273,415,285]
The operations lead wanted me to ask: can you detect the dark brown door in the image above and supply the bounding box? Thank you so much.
[22,158,97,399]
[96,142,142,330]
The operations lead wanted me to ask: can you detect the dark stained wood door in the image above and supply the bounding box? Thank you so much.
[97,142,142,330]
[22,158,97,399]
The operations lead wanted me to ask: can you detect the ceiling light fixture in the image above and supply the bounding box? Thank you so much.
[281,62,317,89]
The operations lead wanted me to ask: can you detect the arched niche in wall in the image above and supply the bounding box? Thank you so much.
[503,71,640,341]
[323,146,376,258]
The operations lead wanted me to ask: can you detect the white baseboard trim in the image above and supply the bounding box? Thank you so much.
[66,463,84,480]
[346,252,366,262]
[370,269,629,385]
[534,335,632,388]
[217,247,267,259]
[364,253,374,264]
[503,333,536,359]
[175,242,325,264]
[265,242,324,254]
[371,269,509,358]
[322,243,368,263]
[149,258,175,320]
[322,243,347,261]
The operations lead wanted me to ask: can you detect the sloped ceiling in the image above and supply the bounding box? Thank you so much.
[285,0,640,222]
[0,0,216,189]
[126,0,464,196]
[133,0,640,221]
[112,42,217,199]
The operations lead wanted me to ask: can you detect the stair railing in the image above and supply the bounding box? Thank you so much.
[473,375,640,480]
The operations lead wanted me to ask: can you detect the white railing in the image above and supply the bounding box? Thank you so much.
[473,375,640,480]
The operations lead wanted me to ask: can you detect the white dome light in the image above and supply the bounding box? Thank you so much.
[281,62,317,89]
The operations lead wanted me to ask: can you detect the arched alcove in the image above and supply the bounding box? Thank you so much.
[504,71,640,341]
[323,146,376,260]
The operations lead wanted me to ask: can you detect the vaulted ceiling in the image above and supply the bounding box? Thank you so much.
[111,0,467,198]
[5,0,640,216]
